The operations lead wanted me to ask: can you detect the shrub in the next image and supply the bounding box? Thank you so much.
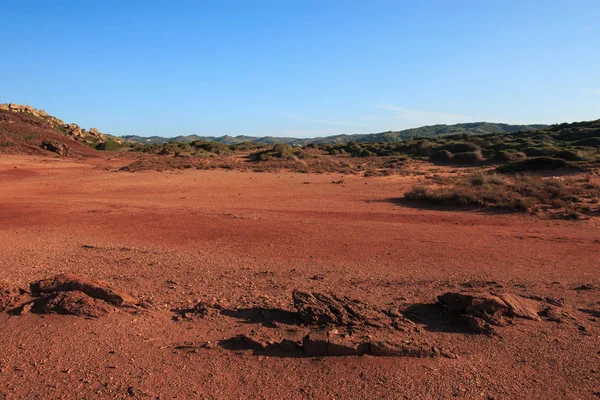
[452,151,484,164]
[96,140,122,151]
[429,150,454,163]
[522,146,558,157]
[404,172,599,215]
[554,150,583,161]
[494,150,526,162]
[439,142,481,154]
[496,157,571,174]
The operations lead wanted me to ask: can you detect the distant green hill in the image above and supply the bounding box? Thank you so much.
[122,122,547,146]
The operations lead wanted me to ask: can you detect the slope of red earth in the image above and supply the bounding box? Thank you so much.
[0,155,598,399]
[0,110,98,157]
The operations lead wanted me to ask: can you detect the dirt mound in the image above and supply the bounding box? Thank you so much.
[0,282,27,311]
[30,274,136,307]
[37,290,113,317]
[438,292,543,333]
[0,110,97,156]
[0,274,137,318]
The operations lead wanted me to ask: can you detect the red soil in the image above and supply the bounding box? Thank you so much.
[0,155,598,399]
[0,110,97,157]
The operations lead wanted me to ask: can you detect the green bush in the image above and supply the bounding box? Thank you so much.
[494,150,526,162]
[96,140,122,151]
[429,150,454,163]
[452,151,484,164]
[496,157,571,173]
[554,150,583,161]
[522,146,558,157]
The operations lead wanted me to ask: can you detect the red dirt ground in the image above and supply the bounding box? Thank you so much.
[0,155,599,399]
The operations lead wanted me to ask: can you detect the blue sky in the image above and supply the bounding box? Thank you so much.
[1,1,599,138]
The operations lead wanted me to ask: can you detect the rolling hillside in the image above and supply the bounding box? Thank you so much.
[122,122,547,146]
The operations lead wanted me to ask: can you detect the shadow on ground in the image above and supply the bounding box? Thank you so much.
[220,306,302,327]
[402,303,470,334]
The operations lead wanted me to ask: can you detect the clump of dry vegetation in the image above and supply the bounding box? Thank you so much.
[405,172,600,218]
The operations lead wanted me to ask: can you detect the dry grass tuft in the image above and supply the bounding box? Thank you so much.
[405,172,600,217]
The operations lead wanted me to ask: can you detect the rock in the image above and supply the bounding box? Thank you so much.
[302,330,372,357]
[540,306,574,323]
[369,341,436,358]
[64,123,83,138]
[38,290,112,317]
[438,292,508,316]
[30,274,135,307]
[327,332,368,356]
[0,281,26,311]
[498,293,541,321]
[292,290,388,327]
[438,292,509,333]
[17,301,34,315]
[41,140,69,156]
[89,127,100,135]
[302,330,329,356]
[574,284,595,291]
[279,339,302,351]
[463,315,495,334]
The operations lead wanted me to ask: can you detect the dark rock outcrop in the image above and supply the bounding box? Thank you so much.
[292,290,389,327]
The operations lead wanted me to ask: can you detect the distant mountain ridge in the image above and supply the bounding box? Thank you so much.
[122,122,548,146]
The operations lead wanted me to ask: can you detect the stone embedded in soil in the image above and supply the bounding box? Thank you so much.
[302,330,369,357]
[438,292,509,317]
[498,293,541,321]
[369,341,438,358]
[302,330,329,356]
[292,290,389,327]
[0,282,26,311]
[30,274,135,306]
[279,339,302,351]
[438,292,546,333]
[38,290,113,317]
[540,306,575,323]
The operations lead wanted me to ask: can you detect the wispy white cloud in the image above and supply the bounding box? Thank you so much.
[593,89,600,94]
[376,103,471,126]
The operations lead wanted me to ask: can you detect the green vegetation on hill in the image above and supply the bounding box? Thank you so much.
[121,122,547,146]
[314,119,600,168]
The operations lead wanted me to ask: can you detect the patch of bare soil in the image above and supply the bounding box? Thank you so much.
[0,155,598,399]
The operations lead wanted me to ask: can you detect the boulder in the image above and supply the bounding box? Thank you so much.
[41,140,69,156]
[438,292,546,333]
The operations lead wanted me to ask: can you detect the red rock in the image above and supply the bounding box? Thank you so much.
[30,274,135,306]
